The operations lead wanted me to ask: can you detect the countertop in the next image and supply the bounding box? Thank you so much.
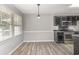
[72,34,79,37]
[54,30,79,32]
[54,30,79,37]
[54,30,73,32]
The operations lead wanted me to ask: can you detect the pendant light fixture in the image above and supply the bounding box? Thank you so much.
[37,4,40,19]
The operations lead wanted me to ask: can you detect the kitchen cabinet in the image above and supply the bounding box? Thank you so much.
[72,32,79,55]
[54,30,64,43]
[54,16,61,26]
[72,16,77,25]
[54,16,77,26]
[67,16,72,21]
[62,16,67,21]
[77,16,79,20]
[54,30,73,43]
[73,36,79,55]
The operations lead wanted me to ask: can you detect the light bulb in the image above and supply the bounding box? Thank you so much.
[37,15,40,19]
[37,16,40,19]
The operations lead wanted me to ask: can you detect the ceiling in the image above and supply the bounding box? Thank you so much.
[14,4,79,14]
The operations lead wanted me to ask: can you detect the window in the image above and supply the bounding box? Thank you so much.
[13,14,22,36]
[2,12,12,40]
[0,5,22,42]
[0,12,3,41]
[0,10,12,41]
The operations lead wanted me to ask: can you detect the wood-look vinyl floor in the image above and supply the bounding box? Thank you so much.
[12,42,73,55]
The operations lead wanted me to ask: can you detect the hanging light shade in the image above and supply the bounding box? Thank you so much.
[37,4,40,19]
[37,14,40,19]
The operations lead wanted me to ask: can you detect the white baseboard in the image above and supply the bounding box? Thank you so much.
[23,40,54,42]
[24,31,53,33]
[8,41,23,55]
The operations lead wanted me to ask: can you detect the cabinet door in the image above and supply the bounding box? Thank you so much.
[77,16,79,21]
[54,16,61,26]
[74,37,79,55]
[62,16,66,21]
[72,16,77,25]
[67,16,72,21]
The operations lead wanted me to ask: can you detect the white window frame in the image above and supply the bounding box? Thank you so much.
[0,5,22,42]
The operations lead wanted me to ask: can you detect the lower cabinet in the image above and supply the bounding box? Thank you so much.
[54,31,64,43]
[73,36,79,55]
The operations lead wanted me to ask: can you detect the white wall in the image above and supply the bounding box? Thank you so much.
[23,14,58,42]
[0,5,23,55]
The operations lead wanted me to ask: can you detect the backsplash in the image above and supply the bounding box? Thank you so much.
[68,21,79,31]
